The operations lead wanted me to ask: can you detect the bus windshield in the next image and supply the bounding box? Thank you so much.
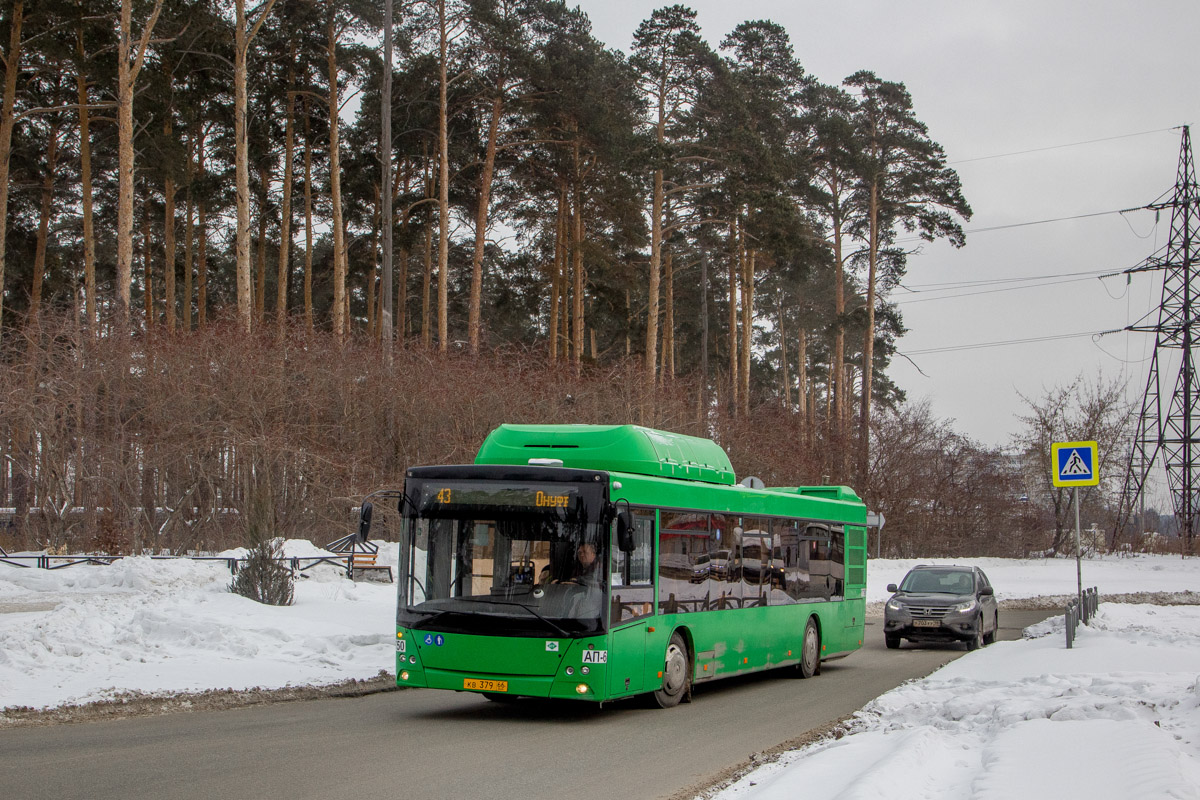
[398,512,608,637]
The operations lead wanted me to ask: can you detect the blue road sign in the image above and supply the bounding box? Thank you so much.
[1051,441,1099,487]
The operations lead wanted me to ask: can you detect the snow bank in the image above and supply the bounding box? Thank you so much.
[0,540,397,711]
[709,605,1200,800]
[868,554,1200,603]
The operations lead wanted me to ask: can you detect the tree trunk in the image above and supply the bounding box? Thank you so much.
[276,76,295,336]
[232,0,252,333]
[700,250,709,412]
[328,9,347,343]
[30,119,60,325]
[255,163,269,325]
[830,199,846,440]
[367,184,380,339]
[727,219,739,415]
[0,0,22,338]
[162,65,176,335]
[435,0,450,352]
[75,20,97,333]
[303,108,314,333]
[116,0,135,328]
[469,94,501,355]
[183,171,193,332]
[645,164,663,396]
[163,175,176,334]
[571,181,585,373]
[778,294,788,409]
[116,0,162,332]
[797,326,808,421]
[549,184,564,363]
[396,163,411,341]
[664,246,674,379]
[740,248,753,418]
[380,0,394,359]
[859,181,879,481]
[197,128,208,328]
[422,195,433,350]
[142,198,153,329]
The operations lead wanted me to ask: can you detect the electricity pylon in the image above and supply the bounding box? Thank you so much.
[1117,126,1200,554]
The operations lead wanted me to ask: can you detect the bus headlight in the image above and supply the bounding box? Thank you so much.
[575,684,589,695]
[400,670,410,681]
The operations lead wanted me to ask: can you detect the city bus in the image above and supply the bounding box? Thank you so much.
[378,424,867,707]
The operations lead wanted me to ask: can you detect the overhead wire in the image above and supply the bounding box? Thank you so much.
[948,127,1180,165]
[894,274,1109,305]
[903,328,1126,356]
[885,127,1176,362]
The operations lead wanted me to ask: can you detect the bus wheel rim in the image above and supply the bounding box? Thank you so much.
[803,624,818,670]
[663,641,686,695]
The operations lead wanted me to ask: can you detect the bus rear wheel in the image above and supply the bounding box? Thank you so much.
[653,632,691,708]
[798,618,821,678]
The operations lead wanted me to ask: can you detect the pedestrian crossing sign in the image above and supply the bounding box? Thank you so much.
[1051,441,1099,487]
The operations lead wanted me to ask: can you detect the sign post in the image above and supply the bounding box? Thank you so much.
[1051,441,1100,608]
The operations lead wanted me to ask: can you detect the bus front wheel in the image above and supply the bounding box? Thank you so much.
[799,618,821,679]
[653,632,691,708]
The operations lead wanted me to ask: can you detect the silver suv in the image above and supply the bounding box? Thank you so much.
[883,565,999,651]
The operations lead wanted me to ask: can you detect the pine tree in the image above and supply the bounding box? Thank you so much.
[844,70,971,481]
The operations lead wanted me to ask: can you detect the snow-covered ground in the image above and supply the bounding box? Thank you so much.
[867,554,1200,604]
[708,556,1200,800]
[0,540,400,711]
[2,547,1199,799]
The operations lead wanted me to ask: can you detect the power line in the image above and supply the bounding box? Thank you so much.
[893,206,1151,243]
[949,127,1180,165]
[893,275,1105,305]
[902,267,1111,290]
[904,329,1121,356]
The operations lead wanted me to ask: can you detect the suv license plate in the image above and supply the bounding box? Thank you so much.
[464,678,507,692]
[913,619,940,628]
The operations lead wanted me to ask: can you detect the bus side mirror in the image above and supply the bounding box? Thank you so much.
[616,511,635,553]
[358,502,374,542]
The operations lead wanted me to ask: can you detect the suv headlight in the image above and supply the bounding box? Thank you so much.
[950,600,978,614]
[886,598,905,612]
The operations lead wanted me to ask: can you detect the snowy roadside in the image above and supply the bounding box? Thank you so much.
[700,605,1200,800]
[0,540,401,721]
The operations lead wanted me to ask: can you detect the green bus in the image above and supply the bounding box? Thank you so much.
[382,424,867,707]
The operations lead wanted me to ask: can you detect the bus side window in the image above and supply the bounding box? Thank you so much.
[610,514,654,625]
[658,511,709,614]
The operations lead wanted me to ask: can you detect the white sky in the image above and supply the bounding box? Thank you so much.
[572,1,1200,461]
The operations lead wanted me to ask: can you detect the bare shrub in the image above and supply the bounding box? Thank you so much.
[0,311,1044,560]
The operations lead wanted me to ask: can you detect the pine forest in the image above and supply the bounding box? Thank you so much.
[1,1,1057,559]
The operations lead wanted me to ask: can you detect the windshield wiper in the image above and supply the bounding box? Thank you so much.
[482,599,571,637]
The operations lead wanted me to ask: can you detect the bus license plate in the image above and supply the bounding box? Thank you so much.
[464,678,507,692]
[913,619,940,628]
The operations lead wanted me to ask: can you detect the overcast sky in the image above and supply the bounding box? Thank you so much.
[572,1,1199,485]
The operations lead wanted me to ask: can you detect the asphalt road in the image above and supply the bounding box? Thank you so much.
[0,609,1055,800]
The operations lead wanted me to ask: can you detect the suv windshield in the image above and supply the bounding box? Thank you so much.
[899,569,975,595]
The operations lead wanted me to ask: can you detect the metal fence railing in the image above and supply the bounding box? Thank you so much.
[1065,587,1099,649]
[0,552,390,581]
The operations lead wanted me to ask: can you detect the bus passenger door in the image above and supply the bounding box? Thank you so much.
[608,514,654,697]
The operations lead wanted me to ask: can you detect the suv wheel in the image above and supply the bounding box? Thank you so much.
[966,617,983,651]
[983,613,998,645]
